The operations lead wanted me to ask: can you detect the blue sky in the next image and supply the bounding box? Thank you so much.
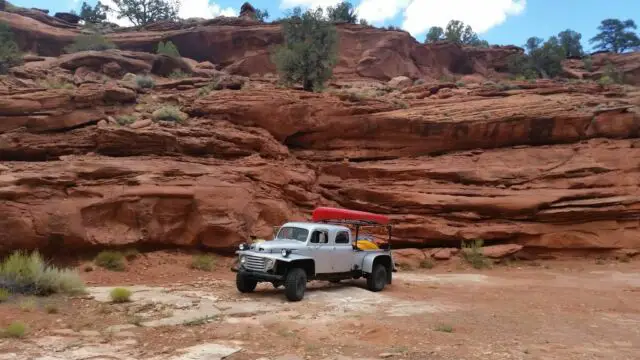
[10,0,640,52]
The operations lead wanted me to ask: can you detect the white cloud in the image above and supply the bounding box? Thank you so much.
[356,0,410,24]
[178,0,237,19]
[279,0,343,10]
[101,0,237,26]
[402,0,526,37]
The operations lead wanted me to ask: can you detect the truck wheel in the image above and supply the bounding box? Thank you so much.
[284,268,307,301]
[236,273,257,293]
[366,263,387,292]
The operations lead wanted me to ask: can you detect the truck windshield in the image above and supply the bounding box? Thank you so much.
[276,227,309,242]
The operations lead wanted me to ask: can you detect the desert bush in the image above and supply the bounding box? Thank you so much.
[461,239,491,269]
[0,23,23,75]
[168,69,188,79]
[598,75,615,86]
[65,33,116,53]
[152,106,187,123]
[435,323,454,333]
[110,287,132,303]
[45,303,59,314]
[38,78,74,90]
[122,248,140,261]
[94,251,126,271]
[419,258,434,269]
[135,75,155,89]
[0,251,86,295]
[583,56,593,72]
[190,254,216,272]
[116,115,136,126]
[2,321,26,338]
[156,40,180,57]
[0,288,9,302]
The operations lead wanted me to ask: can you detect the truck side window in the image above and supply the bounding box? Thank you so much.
[311,231,328,244]
[335,231,350,244]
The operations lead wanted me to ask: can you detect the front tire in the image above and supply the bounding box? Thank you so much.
[284,268,307,301]
[236,273,257,293]
[367,263,388,292]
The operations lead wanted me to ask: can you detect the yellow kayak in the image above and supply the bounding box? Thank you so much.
[356,239,379,250]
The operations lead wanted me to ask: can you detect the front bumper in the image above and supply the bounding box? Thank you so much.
[231,266,284,282]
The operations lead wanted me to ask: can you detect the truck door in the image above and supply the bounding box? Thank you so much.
[309,229,332,274]
[331,230,355,273]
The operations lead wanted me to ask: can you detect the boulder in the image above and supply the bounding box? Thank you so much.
[388,76,412,89]
[481,244,523,259]
[53,12,81,24]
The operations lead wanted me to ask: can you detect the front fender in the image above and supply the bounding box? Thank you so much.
[361,252,393,273]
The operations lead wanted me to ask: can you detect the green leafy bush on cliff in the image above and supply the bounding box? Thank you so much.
[272,7,338,92]
[0,23,23,75]
[156,40,180,57]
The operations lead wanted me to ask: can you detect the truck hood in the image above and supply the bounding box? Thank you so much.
[251,239,306,253]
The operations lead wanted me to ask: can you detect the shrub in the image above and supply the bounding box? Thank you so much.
[116,115,136,126]
[45,303,59,314]
[583,56,593,72]
[419,259,434,269]
[598,75,615,86]
[123,249,139,261]
[110,287,132,303]
[19,298,36,312]
[455,81,465,87]
[156,41,180,57]
[0,251,86,295]
[2,321,27,338]
[272,7,338,92]
[152,106,187,123]
[65,33,116,53]
[461,239,491,269]
[94,251,126,271]
[0,23,23,75]
[168,69,188,79]
[190,254,216,272]
[0,288,9,302]
[435,323,453,333]
[135,75,155,89]
[38,78,75,90]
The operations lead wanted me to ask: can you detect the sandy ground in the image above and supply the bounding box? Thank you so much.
[0,251,638,360]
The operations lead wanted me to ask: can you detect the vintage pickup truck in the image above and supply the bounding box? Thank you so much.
[232,207,396,301]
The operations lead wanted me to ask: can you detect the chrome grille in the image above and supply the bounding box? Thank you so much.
[244,255,266,271]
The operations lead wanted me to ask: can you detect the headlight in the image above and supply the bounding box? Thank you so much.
[239,255,246,264]
[265,258,275,269]
[281,249,290,257]
[239,243,247,250]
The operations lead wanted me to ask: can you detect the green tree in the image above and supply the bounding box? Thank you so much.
[441,20,487,46]
[156,40,180,57]
[79,1,110,23]
[254,8,269,22]
[425,26,444,43]
[557,29,583,57]
[327,1,357,24]
[272,7,338,92]
[509,36,565,79]
[0,23,22,74]
[112,0,179,26]
[590,18,640,53]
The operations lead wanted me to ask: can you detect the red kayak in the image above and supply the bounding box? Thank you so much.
[311,207,390,225]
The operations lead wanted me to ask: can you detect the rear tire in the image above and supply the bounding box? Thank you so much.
[236,273,257,293]
[284,268,307,301]
[367,263,387,292]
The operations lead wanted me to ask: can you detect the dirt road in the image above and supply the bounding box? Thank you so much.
[0,253,638,360]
